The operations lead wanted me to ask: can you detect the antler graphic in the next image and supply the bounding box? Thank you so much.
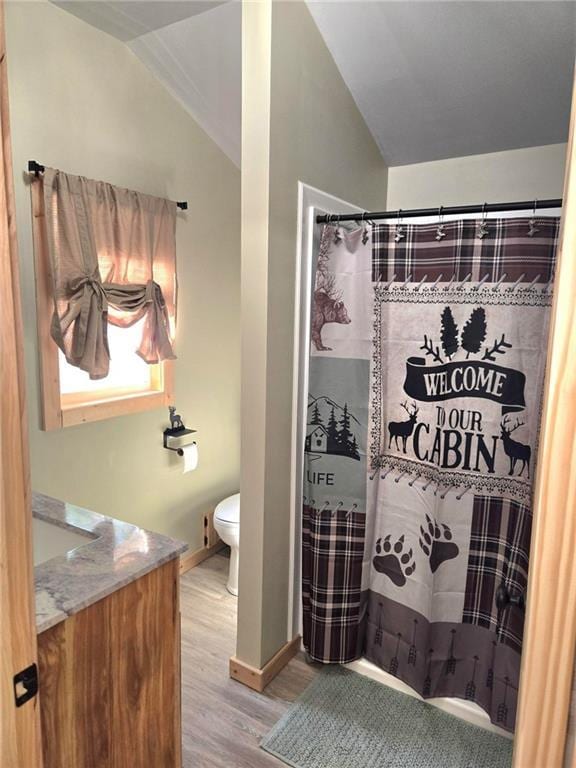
[508,418,525,433]
[482,334,512,361]
[501,415,525,434]
[420,334,444,364]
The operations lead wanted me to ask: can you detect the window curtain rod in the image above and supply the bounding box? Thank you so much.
[315,198,562,224]
[27,160,188,210]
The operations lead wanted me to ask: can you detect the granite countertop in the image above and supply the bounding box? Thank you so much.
[33,492,187,633]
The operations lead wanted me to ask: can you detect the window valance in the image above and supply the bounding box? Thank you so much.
[38,168,177,379]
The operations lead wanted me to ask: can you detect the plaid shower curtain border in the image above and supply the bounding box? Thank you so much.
[372,218,559,284]
[463,496,532,653]
[302,504,366,663]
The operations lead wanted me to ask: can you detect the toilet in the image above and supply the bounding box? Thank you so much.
[213,493,240,595]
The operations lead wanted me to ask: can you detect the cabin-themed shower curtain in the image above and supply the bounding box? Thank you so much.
[302,216,559,731]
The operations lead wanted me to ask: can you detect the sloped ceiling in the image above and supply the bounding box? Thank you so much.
[52,1,575,168]
[52,0,241,166]
[52,1,229,41]
[127,2,240,166]
[307,1,576,165]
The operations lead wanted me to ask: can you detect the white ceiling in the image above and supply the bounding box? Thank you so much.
[53,0,241,165]
[308,1,576,165]
[52,1,229,41]
[52,1,575,168]
[127,2,241,166]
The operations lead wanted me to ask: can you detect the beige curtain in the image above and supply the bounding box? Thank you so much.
[39,167,177,379]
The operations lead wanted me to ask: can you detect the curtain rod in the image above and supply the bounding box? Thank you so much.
[27,160,188,211]
[315,198,562,224]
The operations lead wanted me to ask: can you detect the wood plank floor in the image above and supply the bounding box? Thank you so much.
[180,553,317,768]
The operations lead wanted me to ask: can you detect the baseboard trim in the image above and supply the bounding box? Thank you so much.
[229,635,302,693]
[179,542,225,575]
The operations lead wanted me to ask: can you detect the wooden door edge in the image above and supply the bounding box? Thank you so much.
[513,66,576,768]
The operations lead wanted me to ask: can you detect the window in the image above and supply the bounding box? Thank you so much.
[54,321,174,428]
[35,276,174,429]
[59,319,152,396]
[31,168,176,430]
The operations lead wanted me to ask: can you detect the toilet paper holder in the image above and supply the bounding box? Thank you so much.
[163,406,196,456]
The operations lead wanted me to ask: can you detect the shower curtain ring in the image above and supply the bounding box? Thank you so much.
[361,211,371,244]
[334,216,343,245]
[435,206,446,240]
[476,203,489,239]
[394,209,405,242]
[528,199,540,236]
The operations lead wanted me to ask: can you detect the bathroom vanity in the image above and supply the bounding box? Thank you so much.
[33,493,187,768]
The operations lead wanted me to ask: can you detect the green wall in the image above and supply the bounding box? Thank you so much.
[6,0,240,552]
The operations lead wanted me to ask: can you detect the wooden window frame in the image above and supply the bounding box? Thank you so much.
[31,180,174,431]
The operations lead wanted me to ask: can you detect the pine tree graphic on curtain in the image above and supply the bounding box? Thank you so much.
[461,308,487,358]
[305,395,360,460]
[440,306,459,359]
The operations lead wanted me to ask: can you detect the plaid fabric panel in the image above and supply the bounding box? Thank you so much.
[372,218,559,284]
[302,503,366,663]
[463,496,532,653]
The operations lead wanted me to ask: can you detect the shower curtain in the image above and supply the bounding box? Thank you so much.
[302,216,559,732]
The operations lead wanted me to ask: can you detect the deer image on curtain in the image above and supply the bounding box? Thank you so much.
[302,217,559,731]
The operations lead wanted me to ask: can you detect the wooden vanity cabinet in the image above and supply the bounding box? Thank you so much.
[37,558,181,768]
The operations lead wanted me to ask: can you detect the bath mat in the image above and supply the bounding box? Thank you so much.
[260,666,513,768]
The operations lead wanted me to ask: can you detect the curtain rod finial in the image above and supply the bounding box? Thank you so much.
[28,160,44,177]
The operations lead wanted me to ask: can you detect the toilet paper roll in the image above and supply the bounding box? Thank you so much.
[181,442,198,473]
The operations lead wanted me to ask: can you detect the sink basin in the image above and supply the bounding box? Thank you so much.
[33,517,95,566]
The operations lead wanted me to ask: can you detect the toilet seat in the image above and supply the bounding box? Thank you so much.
[213,493,240,596]
[214,493,240,525]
